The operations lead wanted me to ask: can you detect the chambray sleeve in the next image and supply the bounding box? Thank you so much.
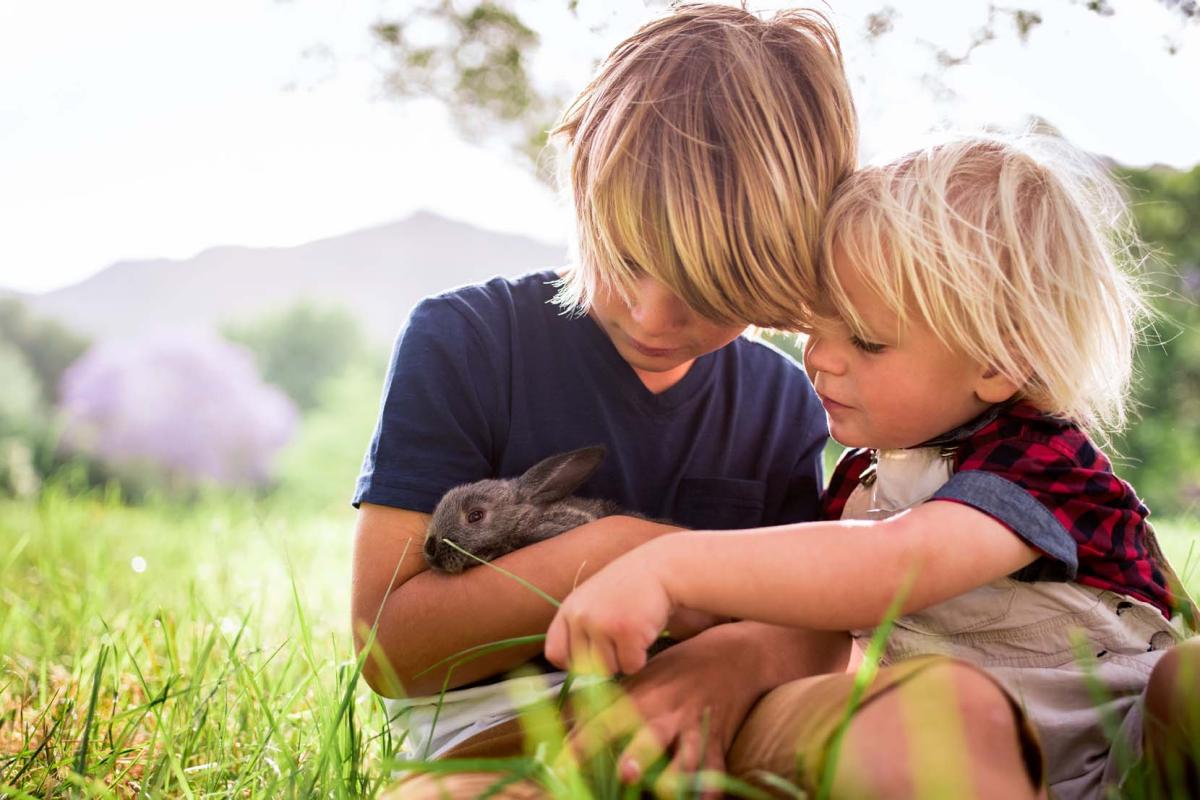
[931,439,1081,581]
[352,297,506,513]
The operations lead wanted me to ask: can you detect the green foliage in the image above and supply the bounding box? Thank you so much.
[373,2,540,121]
[372,0,563,181]
[272,360,387,512]
[224,304,366,413]
[1113,164,1200,515]
[0,338,52,499]
[0,487,397,798]
[0,300,101,498]
[0,297,89,405]
[0,338,41,433]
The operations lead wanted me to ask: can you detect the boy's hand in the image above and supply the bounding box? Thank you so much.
[545,552,674,675]
[568,629,761,799]
[565,622,850,799]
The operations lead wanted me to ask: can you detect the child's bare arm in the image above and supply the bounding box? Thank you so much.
[663,500,1038,627]
[546,500,1040,674]
[351,502,681,697]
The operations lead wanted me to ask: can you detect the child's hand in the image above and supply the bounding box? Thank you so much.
[545,553,674,675]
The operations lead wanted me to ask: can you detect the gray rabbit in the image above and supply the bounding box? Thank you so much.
[424,446,624,574]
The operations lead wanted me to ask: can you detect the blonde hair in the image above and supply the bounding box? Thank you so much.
[819,134,1147,434]
[551,2,857,328]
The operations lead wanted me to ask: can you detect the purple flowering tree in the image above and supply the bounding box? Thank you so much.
[58,332,298,489]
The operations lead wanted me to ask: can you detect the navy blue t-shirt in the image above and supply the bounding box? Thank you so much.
[353,271,827,529]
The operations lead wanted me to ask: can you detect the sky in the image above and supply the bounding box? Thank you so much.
[1,0,1198,294]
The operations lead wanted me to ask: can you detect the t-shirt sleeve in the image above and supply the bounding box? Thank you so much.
[931,437,1083,581]
[352,297,505,512]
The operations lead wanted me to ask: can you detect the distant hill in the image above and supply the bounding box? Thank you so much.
[17,211,568,344]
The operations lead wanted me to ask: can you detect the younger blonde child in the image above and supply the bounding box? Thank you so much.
[545,134,1196,799]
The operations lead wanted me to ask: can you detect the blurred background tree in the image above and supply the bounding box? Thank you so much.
[57,333,298,494]
[369,0,1198,182]
[0,300,90,497]
[223,304,367,413]
[373,2,557,179]
[0,338,43,498]
[1113,164,1200,514]
[0,297,89,405]
[0,338,41,434]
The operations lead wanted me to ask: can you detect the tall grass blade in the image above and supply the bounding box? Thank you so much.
[73,644,110,777]
[441,539,561,608]
[816,575,912,800]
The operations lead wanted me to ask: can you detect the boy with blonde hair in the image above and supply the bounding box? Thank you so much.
[351,3,858,796]
[548,134,1198,798]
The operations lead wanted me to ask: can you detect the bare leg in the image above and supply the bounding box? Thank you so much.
[1144,638,1200,797]
[829,660,1039,800]
[728,657,1042,800]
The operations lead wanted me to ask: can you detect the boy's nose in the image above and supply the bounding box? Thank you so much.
[629,277,691,335]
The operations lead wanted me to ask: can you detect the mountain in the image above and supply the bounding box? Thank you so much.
[19,211,568,344]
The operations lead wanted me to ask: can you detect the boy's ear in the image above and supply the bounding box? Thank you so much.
[973,365,1021,405]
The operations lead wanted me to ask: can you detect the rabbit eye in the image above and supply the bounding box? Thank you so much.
[467,509,485,524]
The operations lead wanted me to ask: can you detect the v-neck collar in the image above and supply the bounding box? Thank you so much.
[575,311,719,415]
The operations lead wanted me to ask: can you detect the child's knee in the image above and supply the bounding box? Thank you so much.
[906,659,1018,735]
[1146,638,1200,731]
[949,663,1018,731]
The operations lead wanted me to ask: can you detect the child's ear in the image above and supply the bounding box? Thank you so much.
[973,365,1021,405]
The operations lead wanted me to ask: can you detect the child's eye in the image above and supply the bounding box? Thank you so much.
[850,335,886,354]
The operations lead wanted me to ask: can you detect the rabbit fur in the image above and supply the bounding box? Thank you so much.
[424,445,626,574]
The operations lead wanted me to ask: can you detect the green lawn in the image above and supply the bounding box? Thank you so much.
[0,488,384,799]
[2,488,1198,798]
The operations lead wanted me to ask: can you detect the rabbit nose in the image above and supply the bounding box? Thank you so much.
[423,536,439,560]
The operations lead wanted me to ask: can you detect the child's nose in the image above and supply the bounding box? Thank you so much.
[802,334,845,377]
[629,277,690,334]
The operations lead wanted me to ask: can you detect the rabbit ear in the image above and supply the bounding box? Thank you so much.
[517,446,607,504]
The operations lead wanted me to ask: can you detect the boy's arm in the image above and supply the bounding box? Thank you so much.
[352,502,681,697]
[546,500,1040,673]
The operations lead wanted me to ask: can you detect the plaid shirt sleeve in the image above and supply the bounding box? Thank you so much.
[932,410,1172,617]
[819,447,872,521]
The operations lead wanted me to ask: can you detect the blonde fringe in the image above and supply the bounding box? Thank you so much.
[550,2,857,329]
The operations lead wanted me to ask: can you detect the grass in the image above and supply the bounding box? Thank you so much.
[2,482,1199,798]
[0,484,392,798]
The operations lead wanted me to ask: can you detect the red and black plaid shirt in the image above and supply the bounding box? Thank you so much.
[820,402,1173,618]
